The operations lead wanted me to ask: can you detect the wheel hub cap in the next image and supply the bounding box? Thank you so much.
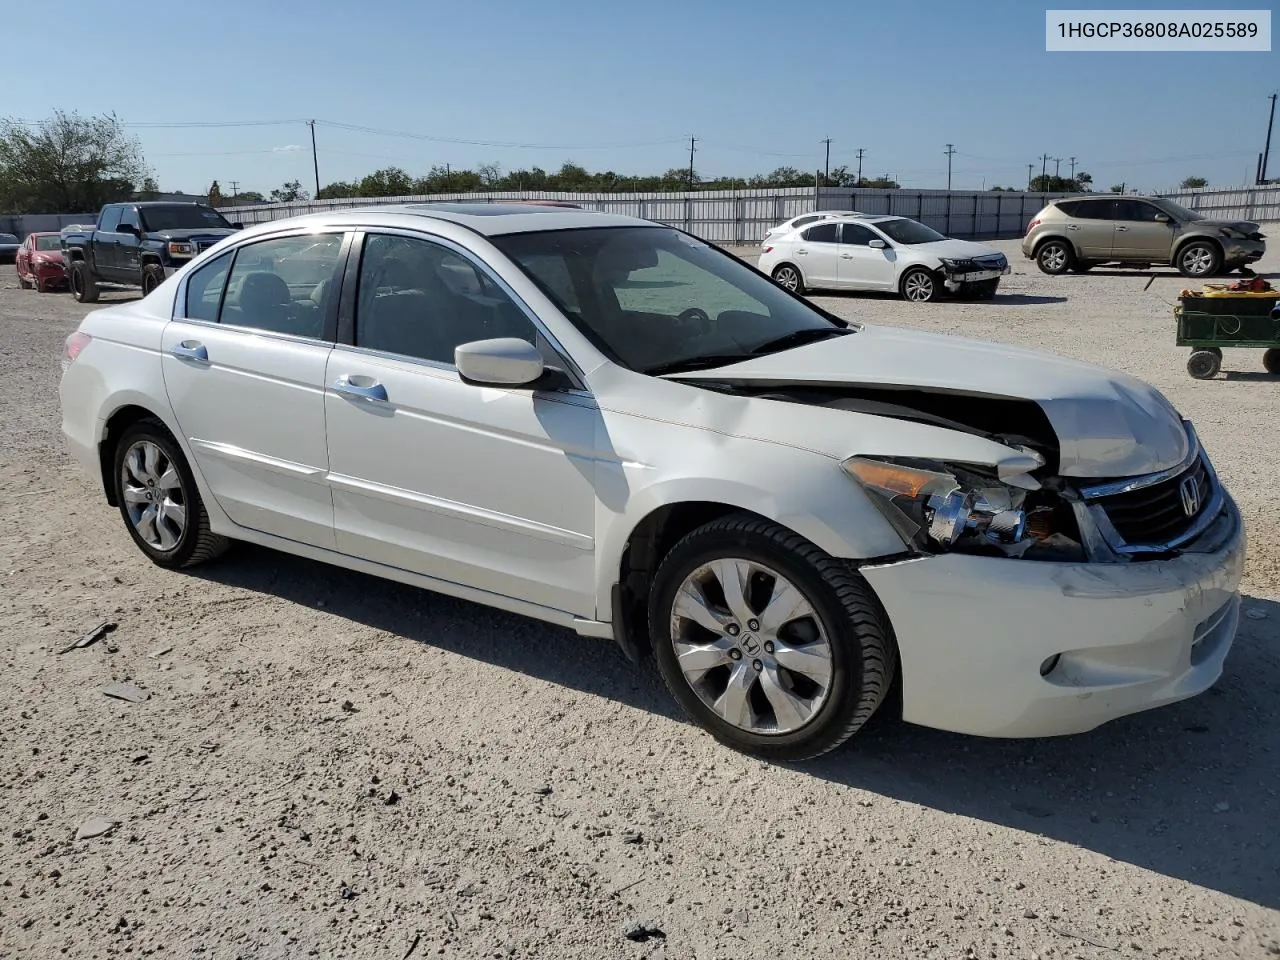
[121,440,187,551]
[670,558,833,736]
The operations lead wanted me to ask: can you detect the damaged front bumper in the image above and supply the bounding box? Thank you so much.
[941,258,1011,292]
[861,492,1244,738]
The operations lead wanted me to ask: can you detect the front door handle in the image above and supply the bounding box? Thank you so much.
[332,374,388,403]
[840,253,854,259]
[1115,226,1129,232]
[171,341,208,362]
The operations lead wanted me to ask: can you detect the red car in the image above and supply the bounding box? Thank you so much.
[16,232,68,292]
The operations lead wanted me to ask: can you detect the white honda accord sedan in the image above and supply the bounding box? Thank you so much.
[59,203,1244,760]
[758,214,1010,301]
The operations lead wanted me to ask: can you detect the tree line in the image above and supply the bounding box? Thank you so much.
[0,111,1215,215]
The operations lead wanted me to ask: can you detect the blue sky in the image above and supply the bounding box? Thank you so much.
[8,0,1276,194]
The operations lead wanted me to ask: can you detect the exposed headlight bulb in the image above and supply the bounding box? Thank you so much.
[925,489,1027,547]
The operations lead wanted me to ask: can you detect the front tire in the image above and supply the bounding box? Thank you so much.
[18,272,32,289]
[113,419,229,569]
[70,261,100,303]
[649,513,896,761]
[142,263,165,296]
[1035,239,1074,274]
[1177,241,1222,278]
[900,267,940,302]
[772,263,805,295]
[1186,349,1222,379]
[1263,348,1280,374]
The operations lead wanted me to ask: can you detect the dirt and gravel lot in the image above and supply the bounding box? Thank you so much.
[2,239,1278,960]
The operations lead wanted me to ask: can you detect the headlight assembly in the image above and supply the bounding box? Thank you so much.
[167,241,196,258]
[842,455,1069,557]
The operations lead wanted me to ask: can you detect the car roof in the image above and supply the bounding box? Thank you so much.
[237,202,657,237]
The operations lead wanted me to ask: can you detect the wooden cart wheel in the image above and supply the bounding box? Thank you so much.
[1187,350,1222,380]
[1263,348,1280,375]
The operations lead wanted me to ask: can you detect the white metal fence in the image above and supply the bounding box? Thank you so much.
[208,186,1074,244]
[1152,184,1280,224]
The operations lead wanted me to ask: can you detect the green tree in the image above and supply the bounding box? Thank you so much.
[316,181,357,200]
[358,166,414,197]
[1180,175,1208,189]
[858,174,900,189]
[0,110,148,213]
[207,180,223,205]
[269,179,308,202]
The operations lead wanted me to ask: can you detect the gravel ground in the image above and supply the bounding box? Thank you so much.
[1,241,1278,959]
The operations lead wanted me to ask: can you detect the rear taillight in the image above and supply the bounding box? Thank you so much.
[762,245,773,254]
[1027,218,1041,231]
[63,331,92,364]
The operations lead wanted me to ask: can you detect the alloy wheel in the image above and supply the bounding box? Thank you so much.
[902,271,935,301]
[774,266,800,291]
[120,440,187,551]
[669,558,833,735]
[1181,245,1214,276]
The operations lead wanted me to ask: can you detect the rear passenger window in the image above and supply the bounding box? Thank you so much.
[1055,201,1081,217]
[184,252,232,322]
[355,234,537,365]
[219,233,344,339]
[792,215,821,229]
[802,223,839,243]
[1071,200,1116,220]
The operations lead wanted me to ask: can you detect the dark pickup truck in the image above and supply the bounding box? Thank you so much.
[62,201,241,302]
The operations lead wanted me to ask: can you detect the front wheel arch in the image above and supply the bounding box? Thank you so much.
[1174,236,1224,276]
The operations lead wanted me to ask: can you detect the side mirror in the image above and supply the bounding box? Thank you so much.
[1154,213,1171,223]
[868,238,886,249]
[231,222,244,230]
[117,223,138,236]
[456,338,564,389]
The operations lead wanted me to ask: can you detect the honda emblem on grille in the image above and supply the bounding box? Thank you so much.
[1179,475,1201,517]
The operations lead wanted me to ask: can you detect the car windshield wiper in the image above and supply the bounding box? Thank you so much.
[645,355,755,376]
[749,326,851,356]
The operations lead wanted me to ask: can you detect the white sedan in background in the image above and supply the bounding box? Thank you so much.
[759,214,1010,301]
[760,210,865,246]
[58,203,1242,761]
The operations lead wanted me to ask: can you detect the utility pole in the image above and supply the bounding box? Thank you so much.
[944,143,956,191]
[688,136,697,190]
[821,138,831,184]
[1027,164,1033,190]
[855,148,866,185]
[1068,156,1077,180]
[229,180,239,201]
[1052,156,1062,178]
[1261,92,1277,183]
[308,120,320,198]
[1040,153,1049,183]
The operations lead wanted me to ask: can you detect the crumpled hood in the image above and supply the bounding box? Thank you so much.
[909,238,1005,260]
[666,325,1190,478]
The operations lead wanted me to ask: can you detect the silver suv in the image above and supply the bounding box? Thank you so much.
[1021,195,1265,277]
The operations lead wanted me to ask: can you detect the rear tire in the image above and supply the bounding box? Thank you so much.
[1035,239,1074,275]
[1263,348,1280,374]
[70,261,100,303]
[1187,349,1222,380]
[772,263,805,295]
[113,419,229,569]
[648,513,896,762]
[141,263,165,296]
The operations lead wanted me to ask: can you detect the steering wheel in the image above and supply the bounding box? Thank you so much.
[676,307,713,335]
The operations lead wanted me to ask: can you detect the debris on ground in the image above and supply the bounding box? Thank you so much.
[148,645,174,658]
[60,620,117,655]
[533,784,553,796]
[75,816,118,840]
[621,829,643,845]
[621,920,666,942]
[101,681,150,703]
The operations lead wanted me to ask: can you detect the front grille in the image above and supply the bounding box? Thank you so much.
[1094,456,1211,547]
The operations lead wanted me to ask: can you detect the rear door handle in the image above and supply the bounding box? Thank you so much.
[171,341,208,362]
[1115,226,1129,232]
[840,253,854,259]
[332,374,388,403]
[1066,224,1080,231]
[795,248,808,255]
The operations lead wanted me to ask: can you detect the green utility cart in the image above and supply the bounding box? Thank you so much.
[1175,292,1280,379]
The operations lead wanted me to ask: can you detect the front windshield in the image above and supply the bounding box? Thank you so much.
[491,226,848,374]
[35,235,61,251]
[139,205,232,232]
[1152,198,1205,222]
[875,218,946,244]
